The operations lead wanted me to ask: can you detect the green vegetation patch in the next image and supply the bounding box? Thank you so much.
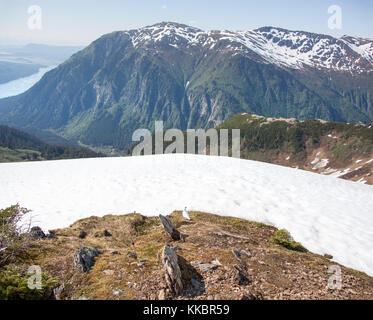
[270,229,308,252]
[0,265,58,300]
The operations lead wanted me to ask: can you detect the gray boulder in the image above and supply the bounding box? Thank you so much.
[73,247,99,272]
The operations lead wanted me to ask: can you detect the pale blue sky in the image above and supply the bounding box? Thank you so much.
[0,0,372,45]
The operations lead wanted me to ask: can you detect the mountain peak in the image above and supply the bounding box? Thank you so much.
[146,21,202,31]
[122,22,373,73]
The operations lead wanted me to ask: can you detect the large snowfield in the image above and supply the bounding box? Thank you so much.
[0,154,372,276]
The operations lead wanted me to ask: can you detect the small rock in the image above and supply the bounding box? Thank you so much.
[103,269,114,275]
[78,296,89,300]
[197,263,218,272]
[127,251,137,259]
[232,248,251,260]
[113,289,125,296]
[211,258,222,266]
[111,250,120,255]
[78,231,87,239]
[104,230,112,237]
[131,261,145,269]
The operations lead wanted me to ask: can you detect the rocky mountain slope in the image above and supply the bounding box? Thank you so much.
[5,211,373,300]
[218,114,373,185]
[0,22,373,151]
[131,113,373,185]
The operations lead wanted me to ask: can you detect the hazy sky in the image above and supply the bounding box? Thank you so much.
[0,0,372,46]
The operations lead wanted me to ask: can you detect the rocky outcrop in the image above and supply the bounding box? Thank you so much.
[28,226,46,240]
[73,247,99,272]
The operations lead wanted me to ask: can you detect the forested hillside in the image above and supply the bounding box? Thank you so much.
[0,125,105,162]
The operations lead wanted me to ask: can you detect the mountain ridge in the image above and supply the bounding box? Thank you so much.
[123,22,373,73]
[0,22,373,151]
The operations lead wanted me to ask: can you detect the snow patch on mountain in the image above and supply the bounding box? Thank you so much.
[124,22,373,73]
[0,154,372,276]
[341,36,373,65]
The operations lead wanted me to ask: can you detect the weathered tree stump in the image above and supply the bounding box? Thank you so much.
[159,215,181,241]
[162,245,183,296]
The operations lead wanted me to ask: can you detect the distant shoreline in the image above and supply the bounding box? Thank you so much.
[0,65,56,99]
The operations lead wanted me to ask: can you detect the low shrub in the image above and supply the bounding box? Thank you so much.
[270,229,308,252]
[0,266,58,300]
[1,204,31,265]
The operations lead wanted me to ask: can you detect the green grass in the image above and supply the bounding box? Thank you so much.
[0,147,43,163]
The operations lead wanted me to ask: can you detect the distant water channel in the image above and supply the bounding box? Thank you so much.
[0,65,56,99]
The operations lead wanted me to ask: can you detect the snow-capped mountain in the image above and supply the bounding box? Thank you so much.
[1,22,373,151]
[341,35,373,65]
[125,22,373,73]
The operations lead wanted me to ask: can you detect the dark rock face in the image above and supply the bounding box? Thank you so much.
[103,230,112,237]
[29,226,46,240]
[47,230,57,239]
[126,251,137,259]
[73,247,99,272]
[78,231,87,239]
